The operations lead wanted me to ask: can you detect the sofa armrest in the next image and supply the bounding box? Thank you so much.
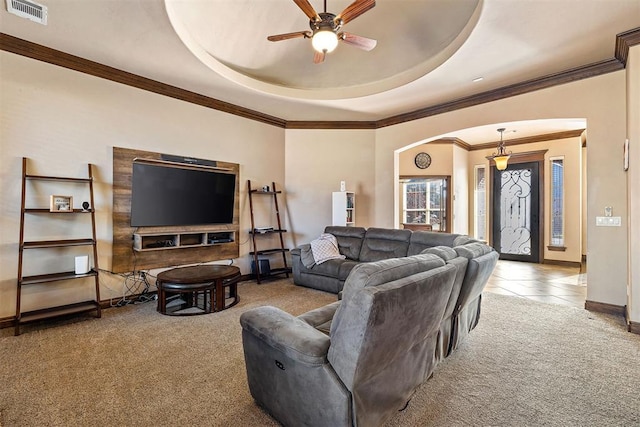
[240,306,330,365]
[291,243,311,254]
[291,243,316,269]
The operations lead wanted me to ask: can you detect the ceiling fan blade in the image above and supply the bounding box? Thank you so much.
[339,32,377,51]
[267,31,311,42]
[293,0,320,21]
[336,0,375,25]
[313,50,326,64]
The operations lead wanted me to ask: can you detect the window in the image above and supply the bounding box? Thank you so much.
[550,157,564,247]
[474,165,486,241]
[401,177,449,231]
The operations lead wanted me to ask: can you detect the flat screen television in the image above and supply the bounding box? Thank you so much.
[130,160,236,227]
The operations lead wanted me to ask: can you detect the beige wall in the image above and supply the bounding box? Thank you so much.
[627,45,640,324]
[0,52,285,317]
[582,143,587,256]
[375,72,629,307]
[453,144,470,234]
[284,129,375,246]
[399,143,454,177]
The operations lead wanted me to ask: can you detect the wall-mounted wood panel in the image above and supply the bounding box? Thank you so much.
[112,147,240,273]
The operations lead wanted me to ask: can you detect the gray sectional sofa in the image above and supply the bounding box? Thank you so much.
[291,226,480,294]
[240,226,499,426]
[290,226,499,360]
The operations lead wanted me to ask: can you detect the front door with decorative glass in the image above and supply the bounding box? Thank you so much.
[401,176,450,232]
[491,161,541,263]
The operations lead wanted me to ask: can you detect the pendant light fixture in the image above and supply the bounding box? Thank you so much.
[491,128,512,171]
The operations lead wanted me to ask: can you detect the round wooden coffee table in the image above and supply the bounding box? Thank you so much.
[156,265,241,315]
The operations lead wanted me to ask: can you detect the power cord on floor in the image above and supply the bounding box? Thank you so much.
[110,270,155,307]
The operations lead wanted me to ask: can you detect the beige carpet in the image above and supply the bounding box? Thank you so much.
[1,279,639,427]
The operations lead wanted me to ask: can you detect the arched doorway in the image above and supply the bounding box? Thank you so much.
[395,120,587,308]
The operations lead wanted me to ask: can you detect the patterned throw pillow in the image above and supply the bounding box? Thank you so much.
[310,233,346,264]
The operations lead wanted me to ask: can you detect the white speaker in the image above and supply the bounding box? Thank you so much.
[75,255,90,274]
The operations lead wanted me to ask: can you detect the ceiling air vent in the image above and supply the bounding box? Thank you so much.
[6,0,47,25]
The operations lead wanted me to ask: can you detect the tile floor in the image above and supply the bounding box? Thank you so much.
[484,260,587,308]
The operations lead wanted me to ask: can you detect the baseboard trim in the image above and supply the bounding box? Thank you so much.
[542,259,582,268]
[584,300,627,317]
[239,274,254,282]
[628,320,640,335]
[0,316,14,329]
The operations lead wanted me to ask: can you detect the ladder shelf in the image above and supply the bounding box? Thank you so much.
[15,157,101,335]
[247,180,291,284]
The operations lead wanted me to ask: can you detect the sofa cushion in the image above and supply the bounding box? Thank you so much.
[301,258,344,278]
[339,253,445,303]
[407,231,461,255]
[338,260,360,281]
[324,226,367,260]
[298,301,341,335]
[453,235,481,246]
[454,242,493,259]
[358,227,412,262]
[420,245,458,261]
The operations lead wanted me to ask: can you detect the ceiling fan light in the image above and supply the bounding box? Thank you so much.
[312,30,338,53]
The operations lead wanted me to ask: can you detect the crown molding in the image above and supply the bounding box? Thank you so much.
[470,129,586,151]
[420,130,584,152]
[285,121,376,130]
[376,59,622,129]
[615,27,640,67]
[2,27,639,130]
[428,137,472,151]
[0,33,286,128]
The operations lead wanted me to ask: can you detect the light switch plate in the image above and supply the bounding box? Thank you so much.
[596,216,621,226]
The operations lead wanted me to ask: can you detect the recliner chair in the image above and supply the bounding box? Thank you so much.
[240,254,457,427]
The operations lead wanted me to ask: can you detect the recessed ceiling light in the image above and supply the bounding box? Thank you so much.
[472,77,484,83]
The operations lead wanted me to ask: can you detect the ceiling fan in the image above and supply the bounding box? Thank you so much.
[267,0,377,64]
